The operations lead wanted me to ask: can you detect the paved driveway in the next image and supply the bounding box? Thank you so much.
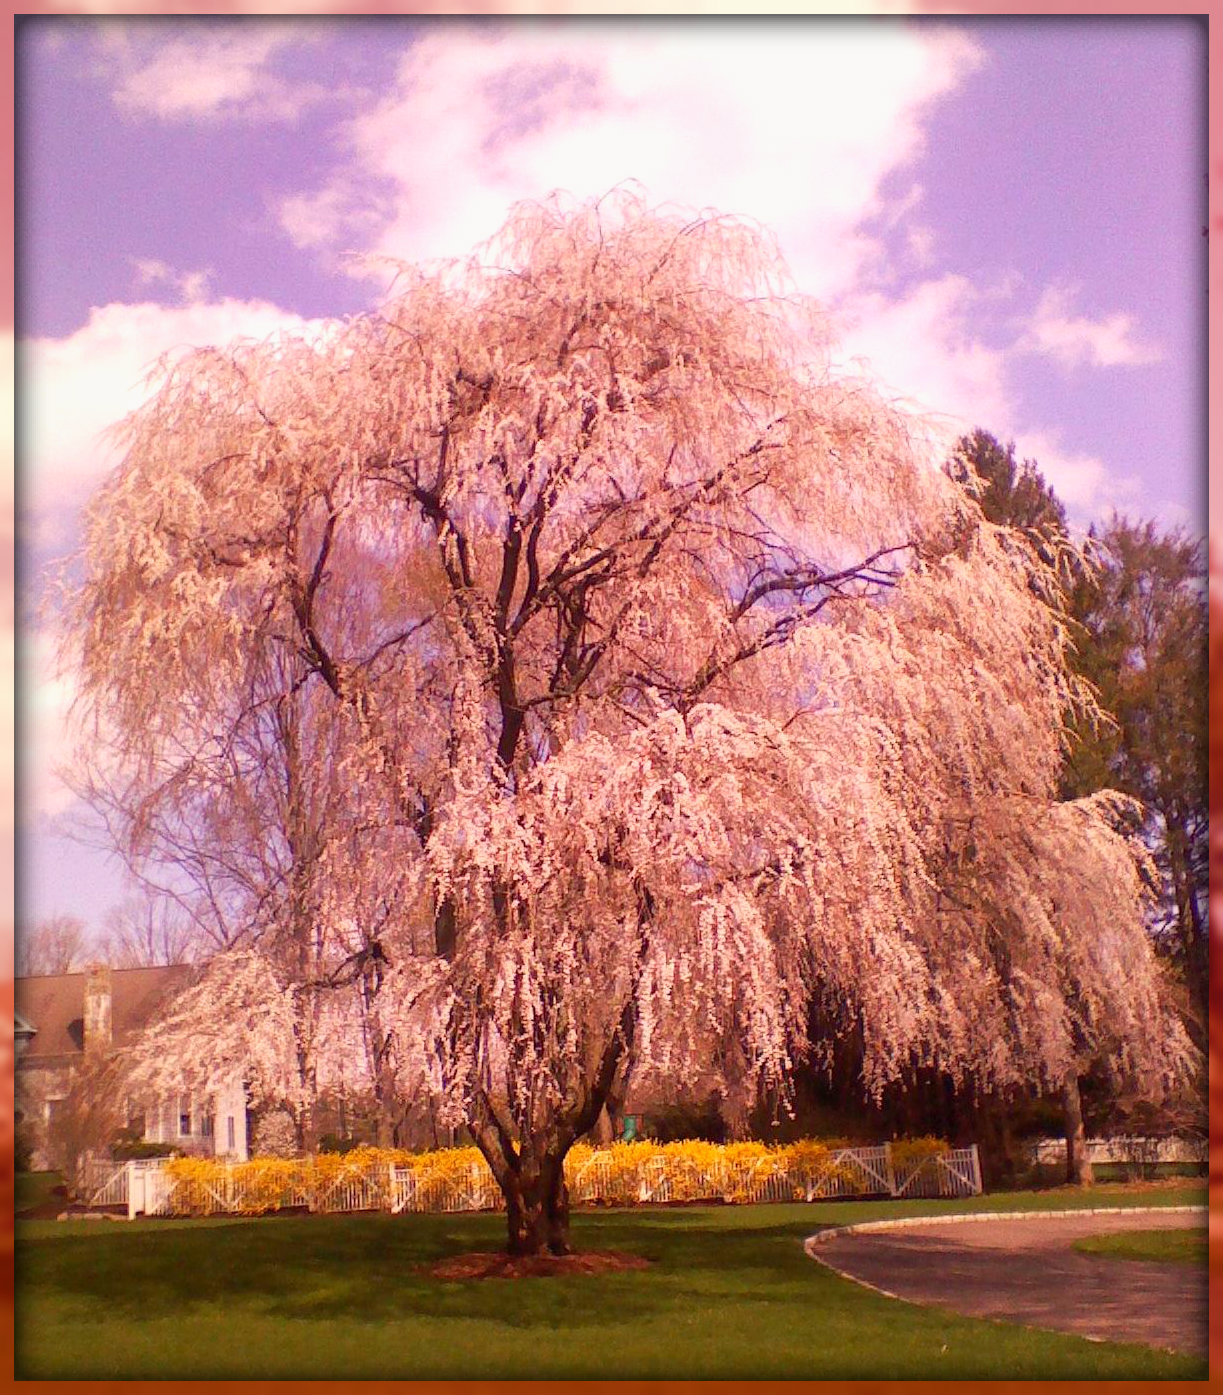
[808,1209,1207,1356]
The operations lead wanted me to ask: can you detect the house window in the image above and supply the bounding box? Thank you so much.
[179,1096,192,1136]
[227,1116,236,1152]
[201,1113,214,1138]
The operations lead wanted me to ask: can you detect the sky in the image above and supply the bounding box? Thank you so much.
[15,14,1209,942]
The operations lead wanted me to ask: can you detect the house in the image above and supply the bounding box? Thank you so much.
[15,963,250,1169]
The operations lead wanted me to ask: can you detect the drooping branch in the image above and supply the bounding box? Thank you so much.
[63,190,1195,1256]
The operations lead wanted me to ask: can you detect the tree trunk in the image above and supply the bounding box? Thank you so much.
[1168,818,1208,1024]
[972,1091,1017,1188]
[1062,1075,1093,1186]
[471,976,636,1256]
[373,1058,401,1148]
[298,1092,319,1158]
[502,1150,571,1256]
[594,1104,614,1145]
[376,1110,393,1150]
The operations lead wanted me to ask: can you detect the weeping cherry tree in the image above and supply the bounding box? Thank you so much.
[66,192,1193,1255]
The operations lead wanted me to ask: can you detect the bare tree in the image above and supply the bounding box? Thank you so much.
[99,895,199,968]
[17,914,91,977]
[44,1055,127,1193]
[65,192,1194,1255]
[71,625,374,1154]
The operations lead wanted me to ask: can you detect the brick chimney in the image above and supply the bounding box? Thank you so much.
[83,963,112,1056]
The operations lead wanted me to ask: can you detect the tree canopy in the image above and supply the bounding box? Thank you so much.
[16,914,90,977]
[66,194,1191,1253]
[947,428,1068,545]
[1063,518,1208,1012]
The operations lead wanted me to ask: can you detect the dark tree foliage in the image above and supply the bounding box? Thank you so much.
[1063,519,1208,1016]
[946,429,1068,547]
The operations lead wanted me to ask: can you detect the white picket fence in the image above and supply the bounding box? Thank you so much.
[89,1142,981,1219]
[389,1160,503,1215]
[891,1146,982,1198]
[78,1156,169,1210]
[1026,1135,1207,1167]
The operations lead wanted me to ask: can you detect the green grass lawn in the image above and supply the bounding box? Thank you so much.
[16,1181,1206,1381]
[1073,1227,1208,1266]
[15,1171,64,1216]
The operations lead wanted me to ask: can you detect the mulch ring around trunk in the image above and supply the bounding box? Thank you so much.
[426,1249,651,1280]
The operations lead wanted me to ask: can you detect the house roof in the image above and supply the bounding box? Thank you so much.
[15,964,197,1063]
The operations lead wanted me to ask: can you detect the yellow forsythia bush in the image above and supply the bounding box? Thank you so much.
[161,1135,951,1214]
[889,1135,951,1171]
[165,1154,308,1215]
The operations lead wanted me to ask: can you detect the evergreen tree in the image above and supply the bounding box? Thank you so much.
[1064,519,1208,1016]
[946,429,1068,547]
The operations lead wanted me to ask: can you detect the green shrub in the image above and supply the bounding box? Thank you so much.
[644,1096,728,1144]
[319,1134,361,1155]
[111,1139,181,1160]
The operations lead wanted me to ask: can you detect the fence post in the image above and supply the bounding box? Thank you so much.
[126,1160,138,1220]
[969,1143,982,1195]
[158,1160,173,1217]
[884,1141,897,1197]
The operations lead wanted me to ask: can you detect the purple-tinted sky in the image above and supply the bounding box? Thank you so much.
[15,14,1208,939]
[888,18,1206,528]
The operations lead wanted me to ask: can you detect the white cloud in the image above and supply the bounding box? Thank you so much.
[280,23,1161,521]
[19,294,332,832]
[19,296,328,547]
[98,20,326,123]
[279,180,394,263]
[130,258,216,304]
[258,21,1166,530]
[830,276,1141,522]
[1018,284,1161,370]
[282,21,983,303]
[904,224,936,268]
[1008,429,1140,519]
[833,274,1012,433]
[24,626,75,824]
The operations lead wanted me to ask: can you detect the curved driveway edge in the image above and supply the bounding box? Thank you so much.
[804,1205,1207,1356]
